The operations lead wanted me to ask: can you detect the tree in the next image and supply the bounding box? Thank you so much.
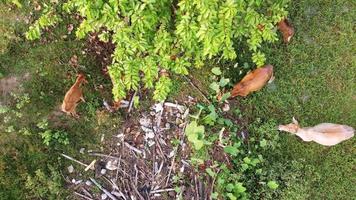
[26,0,289,101]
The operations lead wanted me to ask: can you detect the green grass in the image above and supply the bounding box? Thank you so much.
[234,0,356,199]
[0,3,120,199]
[0,0,355,199]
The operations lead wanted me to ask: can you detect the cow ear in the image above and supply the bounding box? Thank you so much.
[292,117,299,125]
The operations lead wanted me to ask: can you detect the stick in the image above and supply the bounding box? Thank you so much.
[164,102,185,112]
[81,188,93,198]
[124,142,142,154]
[90,178,118,200]
[88,152,120,160]
[165,122,187,186]
[128,90,137,113]
[218,127,226,147]
[74,192,94,200]
[60,153,88,168]
[183,75,211,104]
[156,102,164,133]
[85,159,96,171]
[150,188,175,194]
[209,169,220,200]
[127,179,145,200]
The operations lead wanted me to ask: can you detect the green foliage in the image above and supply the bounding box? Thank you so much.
[25,165,64,200]
[26,0,289,101]
[25,7,61,40]
[267,181,279,190]
[185,121,206,150]
[153,76,172,102]
[185,102,291,199]
[208,67,232,103]
[1,0,22,8]
[36,119,70,147]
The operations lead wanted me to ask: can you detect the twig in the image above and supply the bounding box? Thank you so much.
[74,192,94,200]
[150,188,175,194]
[81,188,93,198]
[165,122,187,186]
[128,90,137,113]
[218,127,226,147]
[164,102,185,112]
[115,155,122,182]
[85,159,96,171]
[194,175,200,200]
[88,152,120,160]
[112,191,127,200]
[60,153,88,168]
[154,136,166,160]
[129,180,145,200]
[90,178,118,200]
[183,75,211,104]
[103,99,114,112]
[155,102,164,133]
[124,142,142,154]
[209,169,220,200]
[134,164,138,186]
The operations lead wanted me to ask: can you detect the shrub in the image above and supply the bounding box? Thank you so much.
[26,0,290,101]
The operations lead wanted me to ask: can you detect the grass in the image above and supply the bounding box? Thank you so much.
[0,3,120,199]
[233,0,355,199]
[0,0,355,199]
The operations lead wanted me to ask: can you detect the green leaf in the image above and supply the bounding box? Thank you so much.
[226,183,235,192]
[206,168,216,177]
[224,146,238,156]
[211,192,219,199]
[209,82,220,93]
[185,121,205,150]
[260,139,267,147]
[219,78,230,87]
[194,140,204,150]
[211,67,222,75]
[235,183,246,193]
[243,157,251,164]
[220,92,231,102]
[227,193,237,200]
[267,181,279,190]
[241,163,248,171]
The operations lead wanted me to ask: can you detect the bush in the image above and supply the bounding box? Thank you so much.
[26,0,290,101]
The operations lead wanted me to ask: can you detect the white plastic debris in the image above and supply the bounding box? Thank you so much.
[67,165,74,173]
[85,180,92,186]
[153,103,163,113]
[222,103,230,112]
[168,150,175,158]
[148,140,155,147]
[146,131,155,139]
[101,169,107,175]
[139,117,151,127]
[101,193,108,200]
[79,148,85,154]
[106,160,118,171]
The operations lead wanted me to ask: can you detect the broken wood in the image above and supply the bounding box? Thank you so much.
[60,153,88,168]
[90,178,118,200]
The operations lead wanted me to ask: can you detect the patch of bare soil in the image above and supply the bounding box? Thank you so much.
[0,73,30,104]
[63,100,213,200]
